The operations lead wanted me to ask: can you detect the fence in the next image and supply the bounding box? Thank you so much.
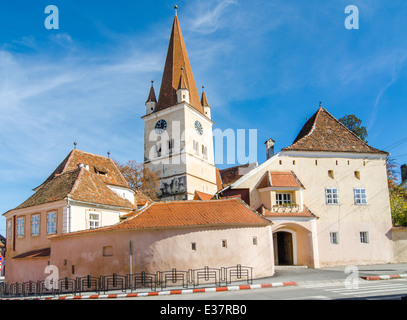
[0,264,252,299]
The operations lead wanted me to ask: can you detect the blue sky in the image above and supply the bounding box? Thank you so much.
[1,0,407,234]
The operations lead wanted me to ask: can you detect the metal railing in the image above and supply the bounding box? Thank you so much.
[0,264,253,299]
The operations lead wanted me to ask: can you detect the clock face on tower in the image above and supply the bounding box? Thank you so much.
[155,119,167,134]
[195,120,203,135]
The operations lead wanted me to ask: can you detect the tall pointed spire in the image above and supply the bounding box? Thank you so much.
[155,9,203,114]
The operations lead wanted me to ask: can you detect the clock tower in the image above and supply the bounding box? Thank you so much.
[142,10,218,201]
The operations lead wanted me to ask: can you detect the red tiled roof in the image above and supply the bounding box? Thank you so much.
[51,199,271,238]
[69,169,135,209]
[36,149,130,190]
[15,169,81,209]
[219,163,257,187]
[193,190,214,200]
[12,247,50,259]
[282,108,388,154]
[257,171,303,189]
[15,167,135,210]
[155,15,203,114]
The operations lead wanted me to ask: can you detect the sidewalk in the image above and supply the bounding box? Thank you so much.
[2,263,406,300]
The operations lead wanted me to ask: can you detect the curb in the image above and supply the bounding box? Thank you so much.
[361,274,407,281]
[3,281,298,300]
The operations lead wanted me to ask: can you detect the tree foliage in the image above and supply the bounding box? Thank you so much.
[386,157,407,226]
[338,114,368,142]
[114,160,160,200]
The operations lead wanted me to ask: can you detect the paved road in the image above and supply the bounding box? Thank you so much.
[130,278,407,300]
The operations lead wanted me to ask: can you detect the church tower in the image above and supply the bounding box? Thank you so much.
[142,8,218,201]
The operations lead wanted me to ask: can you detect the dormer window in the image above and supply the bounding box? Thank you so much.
[94,166,108,176]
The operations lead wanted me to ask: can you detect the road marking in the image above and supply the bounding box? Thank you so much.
[293,295,332,300]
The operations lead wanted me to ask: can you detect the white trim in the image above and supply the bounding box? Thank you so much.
[229,153,282,188]
[3,199,67,217]
[280,150,387,160]
[258,186,302,192]
[267,216,317,222]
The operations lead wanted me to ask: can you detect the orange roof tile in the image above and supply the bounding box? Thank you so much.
[257,171,303,189]
[12,247,50,259]
[37,149,130,190]
[219,163,257,187]
[155,15,204,114]
[14,167,135,211]
[51,199,271,239]
[193,190,214,200]
[283,107,388,154]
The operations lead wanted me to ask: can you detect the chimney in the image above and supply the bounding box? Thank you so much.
[265,138,275,160]
[77,163,89,171]
[401,164,407,183]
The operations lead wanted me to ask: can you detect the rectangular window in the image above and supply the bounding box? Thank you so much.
[354,188,367,205]
[191,242,196,251]
[202,145,208,160]
[88,212,100,229]
[193,140,199,155]
[156,143,162,157]
[7,220,12,239]
[17,217,25,238]
[222,239,227,248]
[360,232,369,244]
[253,236,258,245]
[31,214,40,236]
[325,188,338,205]
[168,139,174,154]
[330,232,339,244]
[103,246,113,256]
[276,193,292,205]
[47,211,57,234]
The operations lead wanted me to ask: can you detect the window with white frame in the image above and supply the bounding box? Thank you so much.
[354,188,367,205]
[31,214,40,236]
[88,212,100,229]
[7,219,12,239]
[276,193,292,205]
[325,188,338,205]
[360,231,369,244]
[330,232,339,244]
[17,217,25,238]
[47,211,57,234]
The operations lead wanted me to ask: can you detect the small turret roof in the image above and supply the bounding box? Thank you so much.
[146,81,157,103]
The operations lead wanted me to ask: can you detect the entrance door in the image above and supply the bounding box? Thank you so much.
[276,231,294,265]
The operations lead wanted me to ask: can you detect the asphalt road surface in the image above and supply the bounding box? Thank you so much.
[129,278,407,300]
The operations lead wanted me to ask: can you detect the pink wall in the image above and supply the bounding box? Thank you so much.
[49,225,275,281]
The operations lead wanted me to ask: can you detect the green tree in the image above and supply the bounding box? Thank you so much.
[339,114,368,142]
[386,157,407,226]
